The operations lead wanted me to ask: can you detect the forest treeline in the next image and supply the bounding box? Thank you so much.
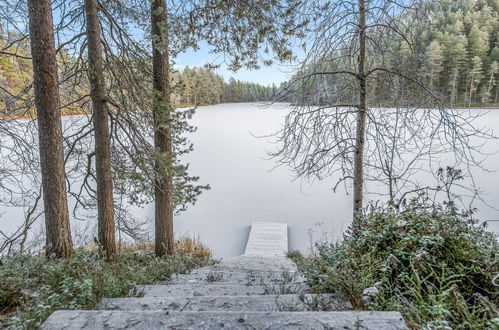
[423,0,499,106]
[284,0,499,107]
[174,68,276,105]
[0,44,275,115]
[2,0,497,113]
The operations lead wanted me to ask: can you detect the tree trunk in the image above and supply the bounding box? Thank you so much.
[27,0,73,258]
[151,0,174,256]
[85,0,116,260]
[468,73,474,108]
[449,69,458,106]
[353,0,367,227]
[495,83,499,105]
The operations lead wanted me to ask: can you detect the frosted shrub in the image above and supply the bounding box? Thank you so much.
[0,249,213,329]
[293,196,499,329]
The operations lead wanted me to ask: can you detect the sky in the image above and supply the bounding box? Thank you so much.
[0,2,304,87]
[174,41,302,86]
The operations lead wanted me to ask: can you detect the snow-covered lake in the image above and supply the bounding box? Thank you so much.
[1,103,499,258]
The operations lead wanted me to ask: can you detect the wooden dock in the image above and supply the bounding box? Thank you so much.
[244,221,288,257]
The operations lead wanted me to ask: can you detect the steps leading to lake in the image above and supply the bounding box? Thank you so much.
[41,221,408,329]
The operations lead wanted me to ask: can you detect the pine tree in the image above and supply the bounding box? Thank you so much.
[483,61,498,105]
[27,0,72,258]
[84,0,116,260]
[151,0,174,256]
[427,40,444,90]
[468,56,483,106]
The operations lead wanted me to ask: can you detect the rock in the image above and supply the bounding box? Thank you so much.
[164,268,304,285]
[363,286,380,297]
[138,284,268,297]
[362,285,380,305]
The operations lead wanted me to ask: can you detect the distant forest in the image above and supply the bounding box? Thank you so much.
[173,67,277,105]
[1,0,498,111]
[284,0,499,107]
[0,45,276,115]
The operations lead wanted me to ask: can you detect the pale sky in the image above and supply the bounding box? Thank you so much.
[175,41,302,86]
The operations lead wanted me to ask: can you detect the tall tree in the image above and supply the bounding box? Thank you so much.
[27,0,72,258]
[148,0,306,256]
[151,0,174,256]
[273,0,489,230]
[468,56,483,107]
[353,0,367,221]
[84,0,116,260]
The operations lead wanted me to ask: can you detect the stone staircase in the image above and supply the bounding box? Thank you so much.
[41,223,408,329]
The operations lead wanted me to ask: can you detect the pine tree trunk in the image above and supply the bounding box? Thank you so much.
[27,0,72,258]
[468,73,474,108]
[353,0,367,228]
[151,0,174,256]
[449,69,458,106]
[85,0,116,260]
[495,84,499,105]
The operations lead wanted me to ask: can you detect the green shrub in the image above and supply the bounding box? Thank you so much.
[0,249,213,329]
[287,250,304,262]
[295,198,499,329]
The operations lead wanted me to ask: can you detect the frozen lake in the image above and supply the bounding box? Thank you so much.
[1,103,498,258]
[144,103,353,258]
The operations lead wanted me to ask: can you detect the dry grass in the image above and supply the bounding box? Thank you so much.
[174,236,212,259]
[84,236,212,259]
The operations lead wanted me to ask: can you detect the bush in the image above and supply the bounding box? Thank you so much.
[293,198,499,329]
[0,246,213,329]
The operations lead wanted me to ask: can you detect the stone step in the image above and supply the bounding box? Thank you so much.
[164,269,306,285]
[210,255,298,272]
[139,283,308,297]
[189,266,297,277]
[41,310,408,329]
[99,294,350,312]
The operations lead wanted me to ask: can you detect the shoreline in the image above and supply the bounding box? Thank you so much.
[0,102,255,120]
[2,103,498,121]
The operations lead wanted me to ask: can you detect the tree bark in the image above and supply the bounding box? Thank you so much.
[151,0,174,256]
[27,0,73,258]
[85,0,116,260]
[353,0,367,227]
[495,83,499,104]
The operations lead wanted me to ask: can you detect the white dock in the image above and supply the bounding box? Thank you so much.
[244,222,288,257]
